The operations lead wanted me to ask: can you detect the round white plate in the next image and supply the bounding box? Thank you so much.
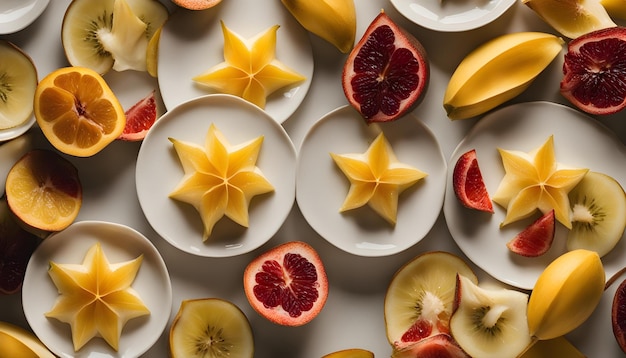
[444,101,626,290]
[136,94,297,257]
[0,0,49,34]
[22,221,172,358]
[157,0,314,124]
[296,105,447,257]
[390,0,516,32]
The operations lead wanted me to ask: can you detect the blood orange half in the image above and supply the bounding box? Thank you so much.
[561,26,626,115]
[243,241,328,326]
[342,10,429,123]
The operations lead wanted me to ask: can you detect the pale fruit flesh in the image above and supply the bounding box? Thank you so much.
[169,298,254,358]
[0,41,38,130]
[0,321,55,358]
[61,0,168,74]
[567,171,626,257]
[384,251,477,350]
[449,274,531,358]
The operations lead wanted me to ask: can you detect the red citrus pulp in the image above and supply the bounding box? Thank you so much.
[117,90,158,141]
[243,241,328,326]
[342,10,429,123]
[452,149,493,213]
[561,26,626,115]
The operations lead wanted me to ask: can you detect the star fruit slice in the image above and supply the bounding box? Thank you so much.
[46,242,149,351]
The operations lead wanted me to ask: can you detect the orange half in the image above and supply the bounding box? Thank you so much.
[33,66,126,157]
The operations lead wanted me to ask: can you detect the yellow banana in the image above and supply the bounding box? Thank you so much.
[527,249,605,341]
[443,32,564,120]
[0,321,55,357]
[600,0,626,20]
[280,0,356,53]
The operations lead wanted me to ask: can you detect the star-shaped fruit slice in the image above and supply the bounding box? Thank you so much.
[169,123,274,240]
[193,21,305,109]
[330,132,427,225]
[45,242,149,352]
[493,135,588,228]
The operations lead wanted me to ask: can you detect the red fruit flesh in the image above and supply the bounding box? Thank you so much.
[117,91,158,141]
[612,278,626,353]
[392,334,469,358]
[342,10,429,123]
[506,210,556,257]
[243,241,328,326]
[452,149,494,213]
[0,198,39,295]
[561,27,626,115]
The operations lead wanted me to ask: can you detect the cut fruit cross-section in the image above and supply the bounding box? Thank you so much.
[342,10,429,123]
[117,90,158,141]
[5,149,82,234]
[452,149,494,213]
[33,66,126,157]
[0,41,38,131]
[507,210,556,257]
[243,241,328,326]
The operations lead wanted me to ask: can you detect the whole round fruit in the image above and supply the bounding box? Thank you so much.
[33,66,126,157]
[5,149,82,233]
[169,298,253,358]
[561,26,626,115]
[342,10,429,123]
[243,241,328,326]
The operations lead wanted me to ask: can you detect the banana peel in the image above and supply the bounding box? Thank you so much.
[0,321,55,357]
[443,32,564,120]
[280,0,356,53]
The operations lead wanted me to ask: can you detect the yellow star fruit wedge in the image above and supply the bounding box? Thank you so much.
[46,242,149,352]
[493,135,588,228]
[169,124,274,240]
[526,249,605,342]
[330,132,427,225]
[193,21,305,109]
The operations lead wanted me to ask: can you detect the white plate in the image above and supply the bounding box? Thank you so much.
[296,105,447,257]
[22,221,172,358]
[444,101,626,290]
[390,0,516,32]
[136,94,297,257]
[0,0,49,34]
[157,0,313,124]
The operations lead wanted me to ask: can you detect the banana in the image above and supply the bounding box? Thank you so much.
[527,249,605,341]
[0,321,55,357]
[443,32,564,120]
[280,0,356,53]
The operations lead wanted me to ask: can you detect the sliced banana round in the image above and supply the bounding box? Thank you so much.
[169,298,254,358]
[61,0,168,74]
[0,41,37,131]
[567,171,626,257]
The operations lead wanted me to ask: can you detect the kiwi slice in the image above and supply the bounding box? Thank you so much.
[169,298,254,358]
[567,171,626,257]
[0,41,37,130]
[61,0,168,74]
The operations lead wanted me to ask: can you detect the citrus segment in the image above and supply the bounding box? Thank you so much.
[5,150,82,233]
[452,149,493,213]
[34,66,126,157]
[0,41,38,130]
[117,90,157,141]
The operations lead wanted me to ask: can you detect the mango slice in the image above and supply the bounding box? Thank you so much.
[330,132,427,225]
[46,242,149,352]
[493,135,588,228]
[169,124,274,240]
[193,21,305,109]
